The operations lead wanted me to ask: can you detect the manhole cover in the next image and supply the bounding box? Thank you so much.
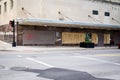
[0,65,5,69]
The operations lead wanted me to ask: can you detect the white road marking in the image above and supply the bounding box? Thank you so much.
[17,55,22,58]
[26,57,55,68]
[96,54,120,56]
[74,56,120,66]
[4,67,9,70]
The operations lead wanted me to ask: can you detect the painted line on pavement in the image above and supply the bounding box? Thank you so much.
[74,56,120,66]
[17,55,22,58]
[96,54,120,56]
[26,57,55,68]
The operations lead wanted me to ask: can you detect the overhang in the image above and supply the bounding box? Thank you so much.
[16,18,120,30]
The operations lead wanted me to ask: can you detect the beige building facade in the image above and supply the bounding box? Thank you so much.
[0,0,120,24]
[0,0,120,46]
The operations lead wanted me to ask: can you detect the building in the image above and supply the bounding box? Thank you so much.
[0,0,120,46]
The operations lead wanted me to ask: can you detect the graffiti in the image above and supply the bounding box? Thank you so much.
[26,33,34,40]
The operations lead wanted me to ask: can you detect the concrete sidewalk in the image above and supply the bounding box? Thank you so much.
[0,40,118,51]
[0,40,85,51]
[0,40,11,50]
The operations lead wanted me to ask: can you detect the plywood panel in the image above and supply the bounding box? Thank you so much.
[62,32,85,44]
[104,34,110,44]
[92,33,98,44]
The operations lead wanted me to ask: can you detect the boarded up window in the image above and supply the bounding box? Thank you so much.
[92,33,98,44]
[104,34,110,44]
[62,32,85,44]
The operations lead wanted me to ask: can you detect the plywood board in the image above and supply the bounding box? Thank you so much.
[62,32,85,44]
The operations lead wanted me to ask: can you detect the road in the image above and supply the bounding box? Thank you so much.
[0,48,120,80]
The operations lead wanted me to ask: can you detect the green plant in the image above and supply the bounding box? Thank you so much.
[85,33,92,43]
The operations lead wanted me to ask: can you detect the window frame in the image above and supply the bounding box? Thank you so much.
[105,12,110,16]
[92,10,98,15]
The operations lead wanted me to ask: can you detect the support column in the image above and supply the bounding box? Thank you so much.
[98,33,104,46]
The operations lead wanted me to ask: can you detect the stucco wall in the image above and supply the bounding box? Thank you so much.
[16,0,43,18]
[0,0,120,25]
[11,0,120,24]
[40,0,120,24]
[0,0,18,25]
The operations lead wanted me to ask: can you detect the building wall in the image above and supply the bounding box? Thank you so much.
[17,25,117,46]
[17,0,120,24]
[23,30,56,45]
[0,0,120,25]
[0,0,120,46]
[0,0,18,25]
[16,0,43,18]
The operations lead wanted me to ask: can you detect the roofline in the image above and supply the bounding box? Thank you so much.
[92,0,120,5]
[16,18,120,30]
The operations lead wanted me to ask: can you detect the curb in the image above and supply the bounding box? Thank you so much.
[0,46,118,52]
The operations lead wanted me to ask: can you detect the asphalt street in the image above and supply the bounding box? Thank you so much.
[0,48,120,80]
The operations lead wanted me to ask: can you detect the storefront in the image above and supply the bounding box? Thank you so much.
[16,18,120,46]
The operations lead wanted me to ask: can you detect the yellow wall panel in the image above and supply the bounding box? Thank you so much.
[62,32,85,44]
[104,34,110,44]
[92,33,98,44]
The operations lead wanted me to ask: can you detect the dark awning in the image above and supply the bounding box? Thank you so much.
[16,18,120,30]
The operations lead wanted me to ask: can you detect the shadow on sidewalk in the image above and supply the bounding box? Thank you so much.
[10,67,114,80]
